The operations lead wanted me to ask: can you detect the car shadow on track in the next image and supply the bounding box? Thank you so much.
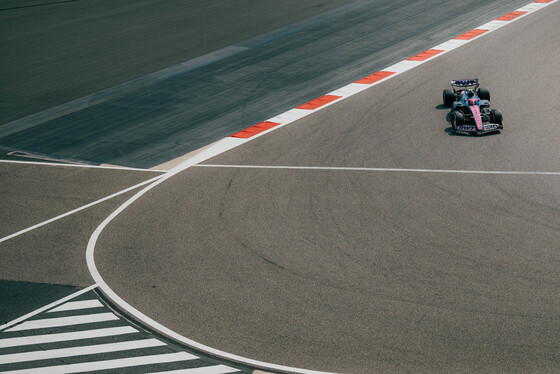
[435,104,460,136]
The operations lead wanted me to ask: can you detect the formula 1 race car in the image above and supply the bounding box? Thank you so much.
[443,79,503,135]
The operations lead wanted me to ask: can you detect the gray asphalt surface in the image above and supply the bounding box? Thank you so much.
[95,4,560,374]
[0,281,80,325]
[0,163,161,287]
[0,0,353,167]
[0,162,162,238]
[0,0,534,168]
[0,0,352,124]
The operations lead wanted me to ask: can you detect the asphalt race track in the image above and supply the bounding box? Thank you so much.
[0,0,353,124]
[95,3,560,374]
[2,1,560,373]
[1,0,538,168]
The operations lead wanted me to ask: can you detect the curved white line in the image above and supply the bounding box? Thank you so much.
[86,138,336,374]
[86,2,557,372]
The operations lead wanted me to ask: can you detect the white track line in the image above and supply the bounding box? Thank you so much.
[0,285,97,332]
[0,326,138,348]
[195,164,560,176]
[0,158,166,172]
[146,366,241,374]
[47,299,103,313]
[0,338,166,364]
[0,173,165,243]
[0,351,198,374]
[86,139,337,374]
[4,313,119,332]
[85,2,558,374]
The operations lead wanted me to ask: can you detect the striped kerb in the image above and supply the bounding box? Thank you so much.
[296,95,342,110]
[407,49,444,61]
[496,11,527,20]
[355,71,395,84]
[230,121,280,138]
[454,29,488,40]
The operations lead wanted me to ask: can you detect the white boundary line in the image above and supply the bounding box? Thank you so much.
[0,338,167,364]
[5,312,119,332]
[0,159,166,173]
[5,352,198,374]
[195,164,560,176]
[0,174,165,243]
[86,138,336,374]
[0,285,98,332]
[46,299,104,313]
[0,326,139,348]
[85,2,558,374]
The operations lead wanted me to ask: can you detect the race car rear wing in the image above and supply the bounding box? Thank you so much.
[450,79,479,93]
[451,79,478,86]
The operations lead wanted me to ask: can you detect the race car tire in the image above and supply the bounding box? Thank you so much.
[478,86,490,100]
[443,89,455,107]
[491,109,503,127]
[452,111,464,129]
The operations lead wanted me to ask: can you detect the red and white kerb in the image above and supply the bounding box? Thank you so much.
[230,0,556,141]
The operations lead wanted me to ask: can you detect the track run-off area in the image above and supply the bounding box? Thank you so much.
[2,1,560,373]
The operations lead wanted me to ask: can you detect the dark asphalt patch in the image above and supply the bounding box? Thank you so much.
[0,280,80,326]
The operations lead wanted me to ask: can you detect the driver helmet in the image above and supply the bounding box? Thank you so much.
[465,89,479,105]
